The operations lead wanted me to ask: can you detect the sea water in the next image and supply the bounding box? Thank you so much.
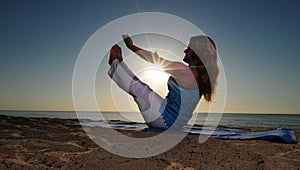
[0,111,299,130]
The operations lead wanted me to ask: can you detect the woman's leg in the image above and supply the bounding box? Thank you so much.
[108,48,167,129]
[108,59,167,129]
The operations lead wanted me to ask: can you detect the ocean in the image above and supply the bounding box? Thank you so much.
[0,111,300,130]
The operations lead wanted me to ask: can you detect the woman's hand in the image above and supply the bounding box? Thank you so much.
[122,34,134,49]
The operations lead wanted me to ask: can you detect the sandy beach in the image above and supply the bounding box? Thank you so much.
[0,115,299,169]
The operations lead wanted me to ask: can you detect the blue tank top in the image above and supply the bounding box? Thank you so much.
[160,77,200,128]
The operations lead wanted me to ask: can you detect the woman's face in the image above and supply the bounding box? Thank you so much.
[183,47,193,64]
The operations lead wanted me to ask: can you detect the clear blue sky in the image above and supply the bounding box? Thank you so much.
[0,0,299,113]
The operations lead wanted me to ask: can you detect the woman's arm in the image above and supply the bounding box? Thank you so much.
[122,34,188,76]
[122,34,170,64]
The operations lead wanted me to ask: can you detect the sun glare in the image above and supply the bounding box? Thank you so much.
[144,64,166,81]
[138,63,170,96]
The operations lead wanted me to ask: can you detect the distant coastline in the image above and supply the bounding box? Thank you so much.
[0,109,299,114]
[0,110,299,130]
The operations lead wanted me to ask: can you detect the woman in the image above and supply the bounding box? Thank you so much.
[108,34,219,129]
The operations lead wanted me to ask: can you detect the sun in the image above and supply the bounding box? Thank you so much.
[144,64,166,80]
[144,64,169,82]
[139,63,170,96]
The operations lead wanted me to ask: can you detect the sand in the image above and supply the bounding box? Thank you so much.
[0,115,299,169]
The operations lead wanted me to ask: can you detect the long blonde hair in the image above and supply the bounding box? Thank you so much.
[189,35,219,102]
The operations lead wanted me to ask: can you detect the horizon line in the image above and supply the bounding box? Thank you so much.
[0,109,299,115]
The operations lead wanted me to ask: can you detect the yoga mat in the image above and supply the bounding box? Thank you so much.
[67,120,297,144]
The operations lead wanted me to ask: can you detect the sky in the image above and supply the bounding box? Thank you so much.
[0,0,299,113]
